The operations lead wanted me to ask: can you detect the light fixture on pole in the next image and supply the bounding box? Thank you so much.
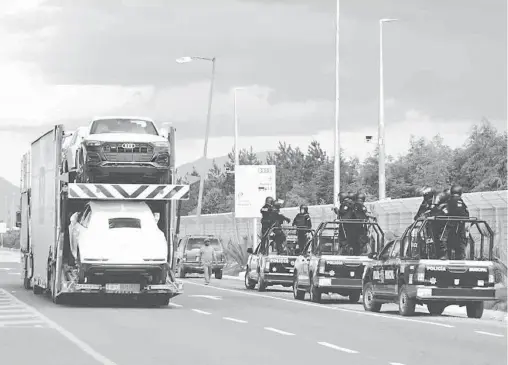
[176,55,216,219]
[333,0,341,207]
[378,18,398,201]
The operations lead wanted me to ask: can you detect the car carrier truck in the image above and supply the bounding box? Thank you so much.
[18,124,189,306]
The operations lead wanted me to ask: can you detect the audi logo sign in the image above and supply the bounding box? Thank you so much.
[121,143,136,149]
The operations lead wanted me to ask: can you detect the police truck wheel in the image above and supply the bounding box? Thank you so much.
[466,301,484,319]
[427,302,446,316]
[398,285,416,316]
[310,279,322,303]
[348,291,361,303]
[363,283,382,312]
[214,270,223,279]
[258,276,267,292]
[293,275,305,300]
[244,271,256,290]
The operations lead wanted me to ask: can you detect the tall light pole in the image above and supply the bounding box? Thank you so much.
[333,0,341,207]
[378,18,398,200]
[176,56,216,219]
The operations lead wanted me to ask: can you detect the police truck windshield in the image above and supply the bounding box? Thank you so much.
[186,238,220,250]
[90,119,158,135]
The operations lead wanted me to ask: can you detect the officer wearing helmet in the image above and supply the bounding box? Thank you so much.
[269,200,291,253]
[332,192,348,218]
[352,192,372,255]
[292,204,312,252]
[428,192,450,259]
[414,187,436,220]
[260,196,275,238]
[441,184,469,260]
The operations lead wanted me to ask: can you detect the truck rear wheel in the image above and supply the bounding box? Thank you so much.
[466,301,484,318]
[363,283,382,312]
[244,271,256,290]
[33,285,44,295]
[398,285,416,316]
[310,279,322,303]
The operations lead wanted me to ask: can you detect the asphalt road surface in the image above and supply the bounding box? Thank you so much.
[0,256,506,365]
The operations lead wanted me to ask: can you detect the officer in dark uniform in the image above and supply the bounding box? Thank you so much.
[428,192,449,259]
[292,204,312,252]
[352,192,372,255]
[260,196,274,237]
[414,187,436,220]
[442,185,469,260]
[270,200,291,253]
[332,192,348,218]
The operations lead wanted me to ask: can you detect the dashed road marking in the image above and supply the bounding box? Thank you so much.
[223,317,248,324]
[0,289,118,365]
[390,363,406,365]
[189,295,222,300]
[184,281,455,328]
[264,327,295,336]
[318,341,358,354]
[8,272,21,275]
[168,303,183,308]
[192,309,211,315]
[475,330,504,338]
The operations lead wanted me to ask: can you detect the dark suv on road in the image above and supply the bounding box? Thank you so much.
[362,216,496,318]
[77,117,171,183]
[174,235,227,279]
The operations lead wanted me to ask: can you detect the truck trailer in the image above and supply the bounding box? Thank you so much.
[18,124,189,305]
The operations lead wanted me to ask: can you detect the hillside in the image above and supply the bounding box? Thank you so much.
[0,177,19,224]
[177,151,273,178]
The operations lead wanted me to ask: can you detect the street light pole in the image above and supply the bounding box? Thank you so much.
[378,18,398,200]
[233,87,243,166]
[333,0,341,207]
[176,56,216,219]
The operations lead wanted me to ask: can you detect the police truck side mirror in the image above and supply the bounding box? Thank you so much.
[247,248,253,254]
[368,252,377,260]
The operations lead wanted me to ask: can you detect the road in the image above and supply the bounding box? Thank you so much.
[0,255,506,365]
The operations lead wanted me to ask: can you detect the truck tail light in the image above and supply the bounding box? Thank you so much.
[264,260,270,272]
[488,266,495,284]
[318,259,326,274]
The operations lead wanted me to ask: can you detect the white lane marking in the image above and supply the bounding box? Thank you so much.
[192,309,211,315]
[8,272,21,275]
[475,330,504,338]
[264,327,295,336]
[0,309,31,314]
[318,341,358,353]
[390,363,406,365]
[189,295,222,300]
[168,303,182,308]
[184,281,454,328]
[0,268,12,271]
[0,313,38,320]
[0,319,46,327]
[223,317,248,324]
[0,289,118,365]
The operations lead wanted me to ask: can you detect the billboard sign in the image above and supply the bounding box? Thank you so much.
[235,165,276,218]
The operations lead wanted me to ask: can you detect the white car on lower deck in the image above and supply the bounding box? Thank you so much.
[66,200,180,302]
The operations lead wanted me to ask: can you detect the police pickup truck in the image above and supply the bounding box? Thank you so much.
[293,220,384,303]
[245,226,313,292]
[362,216,497,318]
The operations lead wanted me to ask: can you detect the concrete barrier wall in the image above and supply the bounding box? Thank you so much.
[180,190,508,265]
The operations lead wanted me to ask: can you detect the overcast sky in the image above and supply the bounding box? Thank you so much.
[0,0,506,185]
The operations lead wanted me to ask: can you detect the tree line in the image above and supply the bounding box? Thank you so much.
[180,120,507,216]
